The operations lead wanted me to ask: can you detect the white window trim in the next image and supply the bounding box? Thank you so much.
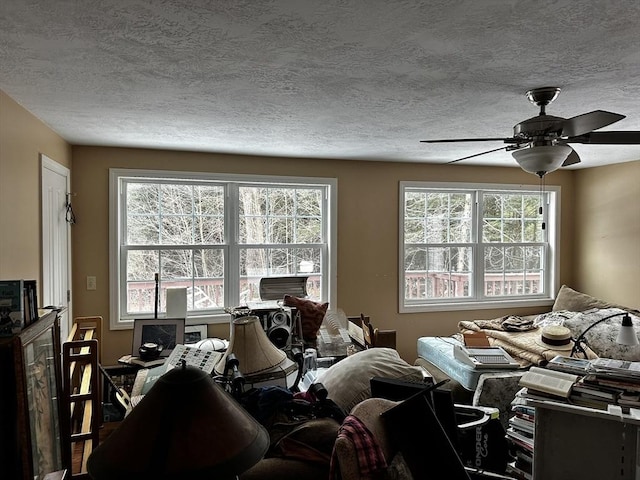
[398,181,560,313]
[109,168,338,330]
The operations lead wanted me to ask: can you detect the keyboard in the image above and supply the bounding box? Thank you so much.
[165,344,223,374]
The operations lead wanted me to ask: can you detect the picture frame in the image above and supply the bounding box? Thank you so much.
[132,318,185,357]
[184,324,207,344]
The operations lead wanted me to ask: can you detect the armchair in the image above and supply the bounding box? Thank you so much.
[333,397,410,480]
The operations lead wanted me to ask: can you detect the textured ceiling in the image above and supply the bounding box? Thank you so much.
[2,0,640,168]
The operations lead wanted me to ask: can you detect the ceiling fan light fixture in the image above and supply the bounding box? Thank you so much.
[511,145,572,175]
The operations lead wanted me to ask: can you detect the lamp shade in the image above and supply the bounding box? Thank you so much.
[215,315,286,375]
[571,311,639,357]
[512,145,572,175]
[86,365,269,480]
[616,314,640,346]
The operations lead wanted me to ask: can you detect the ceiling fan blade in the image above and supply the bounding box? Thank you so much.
[561,110,626,137]
[562,148,581,167]
[420,137,508,143]
[564,131,640,144]
[447,146,509,164]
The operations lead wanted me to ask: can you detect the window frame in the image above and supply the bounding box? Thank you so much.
[109,168,337,329]
[399,181,560,313]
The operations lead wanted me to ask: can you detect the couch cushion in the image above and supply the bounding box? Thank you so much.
[562,308,640,361]
[316,348,426,413]
[553,285,640,315]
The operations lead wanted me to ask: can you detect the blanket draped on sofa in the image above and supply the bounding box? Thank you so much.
[457,314,597,366]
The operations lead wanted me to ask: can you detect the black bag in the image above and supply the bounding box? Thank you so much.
[458,417,510,473]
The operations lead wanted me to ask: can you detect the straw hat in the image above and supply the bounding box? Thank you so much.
[534,325,574,351]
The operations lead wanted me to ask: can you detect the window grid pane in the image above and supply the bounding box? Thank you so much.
[120,177,329,319]
[239,186,323,245]
[402,184,552,307]
[239,246,323,304]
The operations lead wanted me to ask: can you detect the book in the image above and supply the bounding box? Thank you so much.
[23,280,39,327]
[618,392,640,407]
[584,374,640,393]
[590,358,640,379]
[140,364,169,395]
[513,449,533,467]
[0,280,25,335]
[506,427,534,450]
[509,415,535,434]
[571,381,621,401]
[511,402,536,418]
[568,394,609,410]
[546,355,591,375]
[518,366,579,399]
[118,354,166,368]
[512,409,536,422]
[506,461,533,480]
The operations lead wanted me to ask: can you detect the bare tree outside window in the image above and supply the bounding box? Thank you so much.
[401,183,556,310]
[118,176,329,319]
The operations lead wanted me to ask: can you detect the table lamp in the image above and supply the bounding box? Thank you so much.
[215,315,286,375]
[570,311,639,357]
[86,363,269,479]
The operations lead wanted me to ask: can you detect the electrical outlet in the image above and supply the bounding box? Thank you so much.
[87,276,97,290]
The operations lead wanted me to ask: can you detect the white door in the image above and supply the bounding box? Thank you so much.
[41,154,72,341]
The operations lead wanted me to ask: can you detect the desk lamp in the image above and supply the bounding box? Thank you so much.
[86,363,269,480]
[570,311,639,358]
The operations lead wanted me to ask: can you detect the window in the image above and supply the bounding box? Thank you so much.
[400,182,559,312]
[110,169,336,328]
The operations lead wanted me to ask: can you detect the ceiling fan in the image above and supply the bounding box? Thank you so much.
[421,86,640,177]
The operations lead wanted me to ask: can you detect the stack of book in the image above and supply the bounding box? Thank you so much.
[578,358,640,409]
[517,366,579,403]
[505,402,535,480]
[509,362,586,480]
[508,357,640,479]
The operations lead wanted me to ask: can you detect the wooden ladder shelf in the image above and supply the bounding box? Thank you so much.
[61,316,103,479]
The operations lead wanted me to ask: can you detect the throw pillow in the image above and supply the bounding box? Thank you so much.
[563,308,640,361]
[316,348,427,413]
[553,285,640,315]
[283,295,328,341]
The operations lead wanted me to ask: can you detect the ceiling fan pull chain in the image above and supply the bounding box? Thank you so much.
[538,173,546,230]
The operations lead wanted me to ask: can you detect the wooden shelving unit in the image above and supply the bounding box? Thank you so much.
[61,316,102,479]
[0,310,64,480]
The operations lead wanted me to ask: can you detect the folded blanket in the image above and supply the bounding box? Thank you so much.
[458,315,597,366]
[471,315,535,332]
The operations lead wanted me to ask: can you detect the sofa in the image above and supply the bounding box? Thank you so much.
[415,285,640,427]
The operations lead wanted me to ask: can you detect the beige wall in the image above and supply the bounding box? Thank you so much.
[70,146,578,364]
[3,91,638,365]
[0,90,71,284]
[573,161,640,308]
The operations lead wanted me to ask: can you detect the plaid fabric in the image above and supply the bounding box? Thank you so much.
[330,414,387,479]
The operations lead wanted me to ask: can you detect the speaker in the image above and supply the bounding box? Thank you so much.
[250,307,293,349]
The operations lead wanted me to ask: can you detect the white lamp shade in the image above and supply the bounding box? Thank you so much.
[616,315,640,346]
[512,145,572,175]
[215,315,286,375]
